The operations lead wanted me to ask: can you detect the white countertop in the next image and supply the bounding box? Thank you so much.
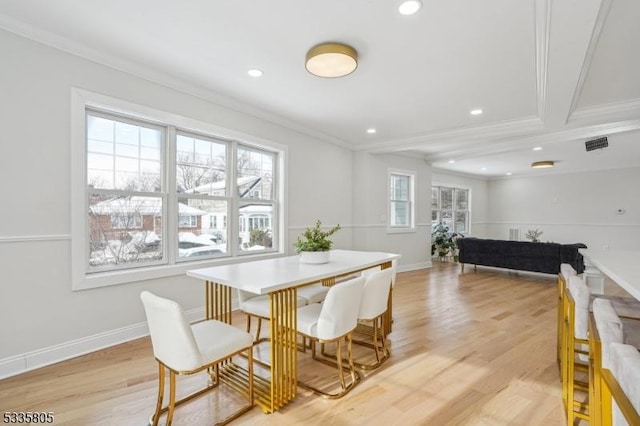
[186,249,400,294]
[580,249,640,301]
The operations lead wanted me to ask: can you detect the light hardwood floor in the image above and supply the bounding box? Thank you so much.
[1,263,593,425]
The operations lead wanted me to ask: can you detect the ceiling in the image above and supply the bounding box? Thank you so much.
[1,0,639,178]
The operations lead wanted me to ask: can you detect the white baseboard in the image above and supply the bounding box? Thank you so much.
[398,261,432,272]
[0,307,206,380]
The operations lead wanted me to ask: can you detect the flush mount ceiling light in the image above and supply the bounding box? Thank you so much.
[470,109,483,115]
[305,42,358,78]
[398,0,423,15]
[531,160,554,168]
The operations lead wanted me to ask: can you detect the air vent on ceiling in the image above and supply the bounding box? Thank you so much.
[585,136,608,152]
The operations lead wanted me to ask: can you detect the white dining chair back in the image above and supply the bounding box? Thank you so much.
[606,342,640,425]
[569,275,591,340]
[359,268,393,320]
[561,263,577,283]
[316,276,366,340]
[141,291,204,372]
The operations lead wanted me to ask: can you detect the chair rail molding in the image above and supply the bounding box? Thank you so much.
[0,234,71,243]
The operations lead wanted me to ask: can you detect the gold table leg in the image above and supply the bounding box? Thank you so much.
[205,281,297,413]
[269,287,298,412]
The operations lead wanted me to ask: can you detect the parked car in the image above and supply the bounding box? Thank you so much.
[179,246,224,258]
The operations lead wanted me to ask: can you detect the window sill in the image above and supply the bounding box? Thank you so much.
[386,227,416,234]
[73,250,285,291]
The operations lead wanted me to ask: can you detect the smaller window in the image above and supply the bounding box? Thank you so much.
[178,215,198,227]
[388,170,416,232]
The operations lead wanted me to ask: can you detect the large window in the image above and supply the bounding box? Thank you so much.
[388,169,415,232]
[431,185,470,234]
[72,91,285,289]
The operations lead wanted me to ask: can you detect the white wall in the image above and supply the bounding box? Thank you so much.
[432,170,490,237]
[0,29,430,377]
[485,167,640,249]
[351,152,432,271]
[0,29,356,374]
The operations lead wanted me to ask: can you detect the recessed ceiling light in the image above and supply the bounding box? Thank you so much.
[506,172,512,176]
[367,128,377,134]
[398,0,422,15]
[247,69,263,77]
[533,146,542,151]
[470,109,483,115]
[448,160,455,164]
[481,167,487,171]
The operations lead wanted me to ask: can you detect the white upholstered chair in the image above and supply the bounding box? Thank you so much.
[296,276,365,399]
[601,342,640,426]
[238,289,308,343]
[564,275,592,424]
[297,282,331,305]
[558,263,577,368]
[589,297,624,425]
[353,267,394,370]
[140,291,254,426]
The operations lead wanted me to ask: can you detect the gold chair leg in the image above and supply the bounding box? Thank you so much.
[167,370,177,426]
[151,363,164,426]
[344,316,390,370]
[256,318,262,342]
[336,339,346,390]
[299,333,361,399]
[347,334,357,385]
[375,319,383,363]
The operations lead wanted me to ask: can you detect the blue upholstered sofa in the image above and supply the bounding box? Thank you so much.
[456,237,586,275]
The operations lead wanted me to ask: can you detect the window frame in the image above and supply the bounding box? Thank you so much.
[431,184,471,235]
[387,168,416,233]
[71,88,288,290]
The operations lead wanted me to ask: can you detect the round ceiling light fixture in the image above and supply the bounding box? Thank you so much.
[398,0,423,15]
[305,42,358,78]
[531,160,554,168]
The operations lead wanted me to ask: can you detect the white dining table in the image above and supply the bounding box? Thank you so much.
[186,249,400,413]
[580,249,640,301]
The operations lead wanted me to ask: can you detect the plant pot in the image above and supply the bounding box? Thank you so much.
[299,250,330,264]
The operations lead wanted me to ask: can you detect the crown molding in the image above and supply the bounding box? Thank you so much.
[424,118,640,164]
[567,0,614,120]
[0,14,354,151]
[432,167,491,181]
[361,116,543,154]
[534,0,551,121]
[569,98,640,123]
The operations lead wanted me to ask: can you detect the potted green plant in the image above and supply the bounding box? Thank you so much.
[431,224,459,261]
[294,220,341,264]
[525,229,543,242]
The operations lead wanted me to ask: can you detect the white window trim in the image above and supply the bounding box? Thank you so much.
[71,88,288,290]
[431,182,472,235]
[387,168,416,234]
